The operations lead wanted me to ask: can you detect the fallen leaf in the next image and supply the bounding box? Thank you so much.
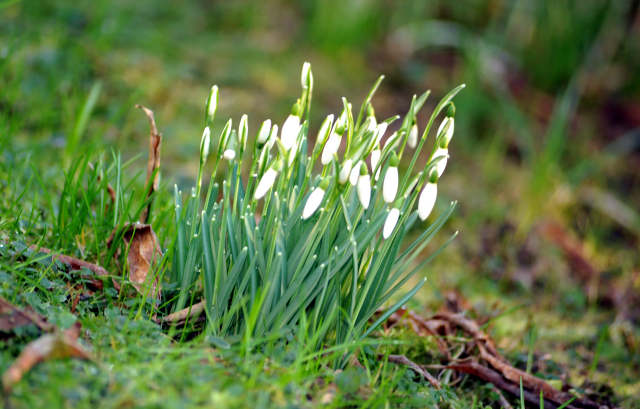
[120,223,163,299]
[0,297,52,334]
[2,323,93,393]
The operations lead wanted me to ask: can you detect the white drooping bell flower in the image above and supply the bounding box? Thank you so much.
[200,126,211,163]
[349,160,362,186]
[371,147,382,180]
[223,149,236,161]
[268,124,278,149]
[205,85,219,126]
[436,117,454,145]
[357,163,371,209]
[383,206,401,239]
[255,161,281,200]
[374,122,388,146]
[408,117,418,149]
[383,151,399,203]
[339,159,352,184]
[418,171,438,220]
[316,114,334,147]
[302,178,329,220]
[433,147,448,177]
[321,125,344,165]
[257,119,272,145]
[281,103,301,151]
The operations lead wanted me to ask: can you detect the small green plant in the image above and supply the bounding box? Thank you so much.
[166,63,464,364]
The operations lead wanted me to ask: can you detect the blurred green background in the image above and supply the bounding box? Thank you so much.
[2,0,640,402]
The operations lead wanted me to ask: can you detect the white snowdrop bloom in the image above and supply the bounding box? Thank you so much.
[408,122,418,148]
[268,124,278,149]
[223,149,236,161]
[339,159,352,184]
[281,114,300,151]
[357,165,371,209]
[302,179,329,220]
[206,86,218,123]
[383,208,400,239]
[255,167,278,200]
[316,114,334,147]
[418,182,438,221]
[366,116,377,133]
[257,119,271,145]
[383,153,399,203]
[374,122,388,146]
[437,117,455,145]
[371,148,381,180]
[321,132,341,165]
[349,161,362,186]
[200,127,211,162]
[434,147,449,177]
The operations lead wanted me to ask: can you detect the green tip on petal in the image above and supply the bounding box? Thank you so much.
[389,151,399,167]
[446,103,456,118]
[319,178,330,190]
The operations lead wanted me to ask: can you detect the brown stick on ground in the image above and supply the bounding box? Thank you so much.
[27,244,117,290]
[157,301,205,324]
[377,354,441,389]
[136,105,162,224]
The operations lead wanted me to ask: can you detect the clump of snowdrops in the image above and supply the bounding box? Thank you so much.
[167,63,463,360]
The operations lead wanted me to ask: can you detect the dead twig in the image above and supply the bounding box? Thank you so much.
[135,105,162,224]
[377,354,441,389]
[157,301,205,324]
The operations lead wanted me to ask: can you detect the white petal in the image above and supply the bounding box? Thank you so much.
[288,142,298,166]
[357,174,371,209]
[339,159,352,184]
[349,161,362,186]
[366,116,377,133]
[321,133,341,165]
[408,124,418,148]
[201,127,211,160]
[437,118,454,144]
[383,208,400,239]
[301,62,311,88]
[434,148,448,177]
[281,115,300,151]
[223,149,236,161]
[254,169,278,200]
[383,167,398,203]
[418,182,437,220]
[374,123,388,146]
[317,114,334,146]
[371,149,381,181]
[302,188,324,219]
[268,124,278,149]
[257,119,272,144]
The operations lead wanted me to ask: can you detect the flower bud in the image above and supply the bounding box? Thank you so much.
[200,127,211,163]
[301,62,312,89]
[408,117,418,149]
[418,182,437,221]
[434,147,448,177]
[321,132,342,165]
[254,162,281,200]
[238,114,248,150]
[383,207,400,239]
[282,107,301,151]
[349,160,362,186]
[383,151,399,203]
[205,85,218,126]
[339,159,353,184]
[302,178,329,220]
[257,119,272,145]
[357,164,371,209]
[223,149,236,161]
[437,117,454,146]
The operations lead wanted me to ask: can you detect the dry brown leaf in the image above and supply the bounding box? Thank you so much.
[0,297,52,334]
[2,323,93,393]
[120,223,162,299]
[136,104,162,224]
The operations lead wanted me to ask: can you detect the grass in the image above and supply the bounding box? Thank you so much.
[1,0,640,408]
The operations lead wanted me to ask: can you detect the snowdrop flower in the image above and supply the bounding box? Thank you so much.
[383,151,399,203]
[256,119,271,145]
[433,147,448,177]
[268,124,278,149]
[437,106,455,146]
[321,125,344,165]
[302,178,329,219]
[301,62,311,89]
[255,161,281,200]
[357,163,371,209]
[316,114,334,147]
[281,103,301,151]
[371,147,382,180]
[408,117,418,149]
[238,114,248,151]
[418,173,438,220]
[339,159,352,185]
[374,122,388,146]
[223,149,235,161]
[200,127,211,163]
[383,205,401,239]
[349,160,362,186]
[366,115,377,134]
[206,85,218,125]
